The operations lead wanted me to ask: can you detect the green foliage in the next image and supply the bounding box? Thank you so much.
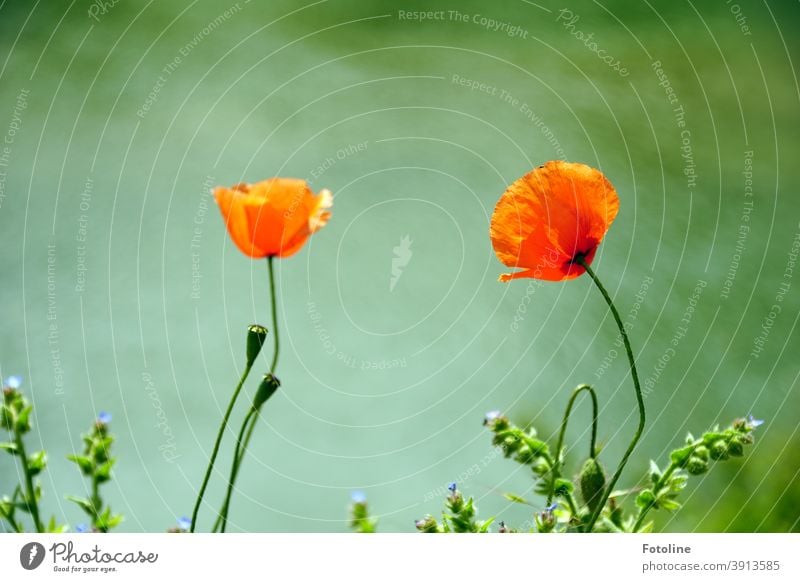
[66,415,123,532]
[415,484,494,533]
[1,383,66,533]
[476,410,760,533]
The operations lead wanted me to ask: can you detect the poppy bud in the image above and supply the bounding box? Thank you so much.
[246,325,268,366]
[686,456,708,475]
[709,440,729,461]
[252,374,280,409]
[579,458,606,514]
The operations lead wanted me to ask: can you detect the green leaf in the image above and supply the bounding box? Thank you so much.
[553,478,575,497]
[0,442,18,455]
[639,520,655,533]
[66,495,95,517]
[636,489,655,509]
[656,497,681,512]
[95,459,116,483]
[67,454,94,475]
[15,406,32,432]
[503,493,533,506]
[478,517,495,533]
[28,450,47,476]
[669,446,694,467]
[649,460,662,484]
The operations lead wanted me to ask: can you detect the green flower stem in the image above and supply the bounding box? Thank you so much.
[549,384,599,504]
[576,256,646,533]
[213,407,258,533]
[14,431,43,532]
[190,361,254,533]
[213,256,281,532]
[267,256,280,374]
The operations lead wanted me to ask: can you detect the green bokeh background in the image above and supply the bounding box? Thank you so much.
[1,0,798,532]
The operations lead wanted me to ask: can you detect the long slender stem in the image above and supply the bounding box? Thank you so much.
[214,256,281,532]
[267,256,280,373]
[577,256,646,533]
[548,384,599,505]
[14,431,43,532]
[190,362,253,532]
[214,407,258,533]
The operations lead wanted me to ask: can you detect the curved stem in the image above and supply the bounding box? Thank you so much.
[14,432,43,532]
[548,384,599,504]
[213,257,281,532]
[190,362,253,533]
[576,256,646,533]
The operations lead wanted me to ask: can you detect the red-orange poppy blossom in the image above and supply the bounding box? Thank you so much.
[214,178,332,258]
[490,161,619,282]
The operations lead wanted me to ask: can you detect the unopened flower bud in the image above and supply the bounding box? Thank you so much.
[245,325,268,366]
[579,458,606,514]
[710,440,729,461]
[693,445,710,462]
[727,438,744,457]
[253,374,280,409]
[415,515,438,532]
[686,456,708,475]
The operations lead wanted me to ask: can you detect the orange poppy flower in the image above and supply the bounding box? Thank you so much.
[214,178,332,258]
[490,161,619,282]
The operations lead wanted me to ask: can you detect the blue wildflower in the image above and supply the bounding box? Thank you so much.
[177,516,191,531]
[350,490,367,504]
[447,482,457,493]
[748,414,764,428]
[5,375,22,389]
[98,411,112,424]
[75,523,88,533]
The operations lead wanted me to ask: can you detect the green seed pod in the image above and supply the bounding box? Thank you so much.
[686,455,708,475]
[710,440,729,461]
[579,458,606,514]
[245,325,268,366]
[253,374,280,409]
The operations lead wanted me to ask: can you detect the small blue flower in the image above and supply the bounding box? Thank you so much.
[545,502,558,512]
[177,516,191,530]
[75,523,88,533]
[484,410,501,423]
[447,482,457,493]
[98,411,112,424]
[5,375,22,389]
[350,490,367,504]
[748,415,764,428]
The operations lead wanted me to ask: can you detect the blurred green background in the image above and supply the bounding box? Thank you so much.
[1,0,798,532]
